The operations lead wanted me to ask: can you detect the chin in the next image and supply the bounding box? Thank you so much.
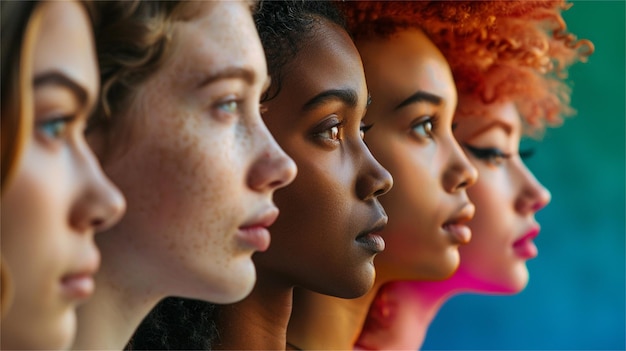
[426,251,460,280]
[311,266,375,299]
[210,263,257,304]
[48,310,77,351]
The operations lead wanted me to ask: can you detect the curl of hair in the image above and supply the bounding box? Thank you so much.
[338,0,594,135]
[89,0,181,130]
[255,0,346,102]
[127,297,218,350]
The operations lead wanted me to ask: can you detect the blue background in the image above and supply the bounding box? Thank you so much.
[423,1,625,350]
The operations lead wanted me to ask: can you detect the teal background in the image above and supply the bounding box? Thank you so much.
[423,1,625,350]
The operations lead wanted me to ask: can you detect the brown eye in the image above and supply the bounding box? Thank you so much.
[320,125,340,141]
[411,117,433,138]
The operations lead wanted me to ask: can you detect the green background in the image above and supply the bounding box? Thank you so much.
[423,1,626,349]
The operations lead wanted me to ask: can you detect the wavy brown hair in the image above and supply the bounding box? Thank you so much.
[338,0,594,134]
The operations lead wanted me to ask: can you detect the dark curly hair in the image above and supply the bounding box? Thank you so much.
[338,0,594,134]
[255,0,346,102]
[127,2,348,349]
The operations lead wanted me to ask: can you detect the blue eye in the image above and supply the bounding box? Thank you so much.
[464,144,511,166]
[218,100,239,114]
[37,117,72,139]
[411,117,434,139]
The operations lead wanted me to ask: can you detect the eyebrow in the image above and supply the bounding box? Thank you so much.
[196,67,256,89]
[33,71,88,107]
[394,90,442,110]
[302,89,359,112]
[467,120,513,139]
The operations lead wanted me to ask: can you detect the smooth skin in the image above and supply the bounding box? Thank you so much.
[215,18,392,350]
[287,28,477,350]
[356,98,552,350]
[1,1,125,349]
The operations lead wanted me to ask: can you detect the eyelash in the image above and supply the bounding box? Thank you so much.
[36,115,74,142]
[410,115,438,139]
[360,123,373,140]
[519,148,535,160]
[464,144,511,166]
[311,116,345,148]
[217,99,240,114]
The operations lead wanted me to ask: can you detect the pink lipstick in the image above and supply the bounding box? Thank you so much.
[513,228,540,259]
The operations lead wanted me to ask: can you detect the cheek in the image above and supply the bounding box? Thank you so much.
[0,149,77,349]
[460,174,516,269]
[374,138,437,220]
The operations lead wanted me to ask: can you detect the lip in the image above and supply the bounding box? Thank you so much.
[60,251,99,302]
[355,215,388,254]
[513,226,540,259]
[237,207,279,252]
[442,202,475,245]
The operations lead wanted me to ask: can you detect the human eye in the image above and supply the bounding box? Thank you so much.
[318,125,340,141]
[519,148,535,160]
[359,122,373,140]
[312,116,343,147]
[217,100,239,114]
[464,144,511,166]
[36,116,73,141]
[410,116,435,139]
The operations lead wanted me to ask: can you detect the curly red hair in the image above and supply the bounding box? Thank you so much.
[338,1,594,134]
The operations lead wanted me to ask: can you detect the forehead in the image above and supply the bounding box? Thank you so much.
[166,1,265,86]
[281,19,366,99]
[454,98,522,141]
[356,28,456,107]
[31,1,98,99]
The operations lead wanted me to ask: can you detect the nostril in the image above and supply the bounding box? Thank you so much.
[457,179,470,190]
[92,218,105,231]
[373,188,386,197]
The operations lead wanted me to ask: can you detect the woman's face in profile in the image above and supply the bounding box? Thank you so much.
[91,1,296,304]
[355,28,477,282]
[1,1,125,349]
[253,19,392,298]
[453,98,551,293]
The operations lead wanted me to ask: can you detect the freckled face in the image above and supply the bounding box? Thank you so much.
[253,19,392,298]
[1,1,125,349]
[92,1,296,303]
[453,99,551,293]
[355,29,477,281]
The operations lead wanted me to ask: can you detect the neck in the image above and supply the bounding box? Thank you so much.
[357,279,459,350]
[356,267,505,350]
[287,279,386,350]
[72,260,161,350]
[215,269,294,350]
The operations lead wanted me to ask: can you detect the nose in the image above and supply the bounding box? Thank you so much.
[356,143,393,201]
[443,137,478,193]
[70,144,126,234]
[514,164,551,214]
[247,124,297,192]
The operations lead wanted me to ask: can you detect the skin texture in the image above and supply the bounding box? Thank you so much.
[286,28,477,350]
[73,2,296,349]
[215,18,392,350]
[356,28,477,281]
[254,19,392,298]
[355,99,552,350]
[0,2,126,349]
